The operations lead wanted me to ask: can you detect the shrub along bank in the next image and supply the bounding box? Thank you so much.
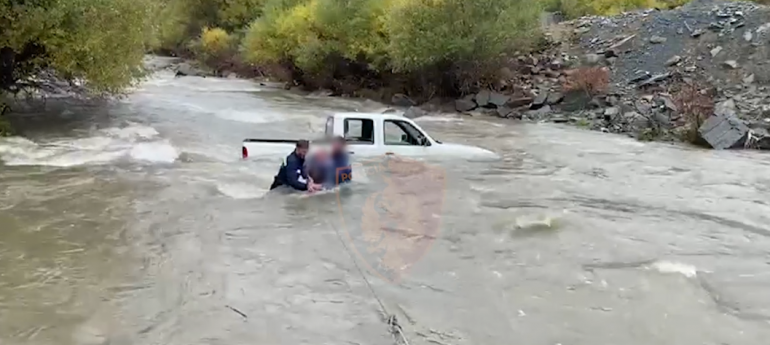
[0,0,158,135]
[153,0,545,100]
[150,0,721,101]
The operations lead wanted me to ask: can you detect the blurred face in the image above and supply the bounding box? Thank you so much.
[331,139,345,153]
[314,148,330,161]
[296,146,308,158]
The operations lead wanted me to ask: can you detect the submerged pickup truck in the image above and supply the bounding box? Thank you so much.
[241,112,498,160]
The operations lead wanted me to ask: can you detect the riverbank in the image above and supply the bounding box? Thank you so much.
[534,0,770,150]
[424,0,770,150]
[159,0,770,151]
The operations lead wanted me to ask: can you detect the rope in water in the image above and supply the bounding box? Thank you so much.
[327,220,410,345]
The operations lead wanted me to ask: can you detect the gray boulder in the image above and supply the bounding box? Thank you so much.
[698,101,749,149]
[531,91,549,109]
[474,90,491,107]
[524,104,552,120]
[489,92,510,107]
[174,62,211,77]
[403,106,428,119]
[546,92,564,105]
[391,93,415,107]
[622,111,650,132]
[496,107,514,118]
[715,99,736,117]
[455,98,477,112]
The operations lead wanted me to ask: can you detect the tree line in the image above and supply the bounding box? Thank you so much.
[0,0,700,135]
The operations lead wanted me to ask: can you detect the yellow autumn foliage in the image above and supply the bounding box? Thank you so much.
[200,27,234,58]
[241,0,542,75]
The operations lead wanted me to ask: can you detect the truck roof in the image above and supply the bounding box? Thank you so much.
[332,112,407,121]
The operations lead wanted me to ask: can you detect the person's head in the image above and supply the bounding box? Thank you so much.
[331,136,346,153]
[295,140,310,158]
[314,147,330,161]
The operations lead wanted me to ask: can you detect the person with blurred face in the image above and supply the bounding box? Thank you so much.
[269,140,321,192]
[331,136,352,184]
[304,136,352,191]
[306,146,335,190]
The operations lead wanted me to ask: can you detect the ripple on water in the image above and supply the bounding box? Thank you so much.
[215,182,268,200]
[0,123,178,167]
[647,260,699,278]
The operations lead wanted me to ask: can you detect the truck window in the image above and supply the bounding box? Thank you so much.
[343,118,374,144]
[384,120,426,146]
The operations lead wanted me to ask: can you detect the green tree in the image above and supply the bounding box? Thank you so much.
[240,0,388,72]
[152,0,266,54]
[217,0,266,32]
[1,0,157,94]
[0,0,158,135]
[384,0,542,73]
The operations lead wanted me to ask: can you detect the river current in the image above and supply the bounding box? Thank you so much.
[2,58,770,345]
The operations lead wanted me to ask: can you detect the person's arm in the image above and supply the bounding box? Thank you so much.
[285,155,308,191]
[304,156,314,184]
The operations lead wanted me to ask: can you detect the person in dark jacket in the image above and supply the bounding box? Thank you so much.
[330,136,352,184]
[269,140,321,192]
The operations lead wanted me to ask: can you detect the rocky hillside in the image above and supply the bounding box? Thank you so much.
[443,0,770,150]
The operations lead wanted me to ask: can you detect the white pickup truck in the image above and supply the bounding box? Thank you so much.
[241,112,498,160]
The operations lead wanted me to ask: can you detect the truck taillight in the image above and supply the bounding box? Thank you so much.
[242,146,248,159]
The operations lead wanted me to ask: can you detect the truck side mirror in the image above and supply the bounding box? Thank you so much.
[419,137,428,146]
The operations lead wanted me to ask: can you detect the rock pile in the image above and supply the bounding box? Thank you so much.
[449,53,580,120]
[437,0,770,150]
[569,0,770,148]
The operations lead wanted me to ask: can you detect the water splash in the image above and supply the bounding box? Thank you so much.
[0,124,178,167]
[215,182,268,199]
[647,260,698,278]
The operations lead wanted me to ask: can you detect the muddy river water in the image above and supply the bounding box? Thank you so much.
[2,60,770,345]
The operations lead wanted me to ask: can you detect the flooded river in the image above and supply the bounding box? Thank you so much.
[2,59,770,345]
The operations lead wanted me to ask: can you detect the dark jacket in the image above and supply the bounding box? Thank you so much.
[332,151,352,184]
[272,151,308,191]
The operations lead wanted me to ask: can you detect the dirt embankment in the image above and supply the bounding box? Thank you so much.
[428,0,770,149]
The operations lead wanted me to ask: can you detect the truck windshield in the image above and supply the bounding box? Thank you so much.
[384,120,430,145]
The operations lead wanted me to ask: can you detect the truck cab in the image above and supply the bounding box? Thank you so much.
[325,112,437,157]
